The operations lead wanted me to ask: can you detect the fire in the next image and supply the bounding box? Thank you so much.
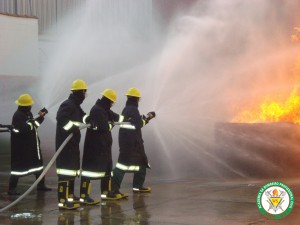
[232,89,300,124]
[231,27,300,124]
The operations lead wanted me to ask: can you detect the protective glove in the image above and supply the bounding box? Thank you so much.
[38,107,48,117]
[146,111,156,120]
[85,116,97,129]
[141,115,149,124]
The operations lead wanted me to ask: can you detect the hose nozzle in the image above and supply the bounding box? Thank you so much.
[38,107,48,117]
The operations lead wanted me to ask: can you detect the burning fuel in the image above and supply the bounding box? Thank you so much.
[232,27,300,124]
[232,88,300,123]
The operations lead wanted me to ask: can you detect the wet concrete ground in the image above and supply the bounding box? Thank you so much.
[1,171,300,225]
[1,144,300,225]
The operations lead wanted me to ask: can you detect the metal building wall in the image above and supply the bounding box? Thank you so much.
[0,0,86,33]
[0,0,194,34]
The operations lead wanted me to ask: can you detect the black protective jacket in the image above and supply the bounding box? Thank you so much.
[11,107,44,176]
[82,98,122,179]
[56,94,86,178]
[117,99,149,167]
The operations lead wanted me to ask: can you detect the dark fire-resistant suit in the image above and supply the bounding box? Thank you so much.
[11,108,44,175]
[111,98,150,192]
[8,106,46,193]
[56,93,87,204]
[81,98,123,195]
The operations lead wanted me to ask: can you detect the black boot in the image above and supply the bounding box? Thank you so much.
[36,173,52,191]
[101,177,128,199]
[58,180,80,210]
[80,179,100,205]
[68,179,80,203]
[7,175,20,195]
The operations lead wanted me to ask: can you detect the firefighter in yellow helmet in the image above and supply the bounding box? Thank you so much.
[80,89,126,201]
[8,94,51,195]
[55,80,94,209]
[110,88,156,197]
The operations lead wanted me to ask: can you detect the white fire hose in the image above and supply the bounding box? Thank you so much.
[0,122,129,213]
[0,128,9,131]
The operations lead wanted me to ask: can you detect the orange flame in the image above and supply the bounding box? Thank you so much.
[232,28,300,124]
[232,88,300,124]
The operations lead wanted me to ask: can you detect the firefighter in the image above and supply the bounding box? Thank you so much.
[80,89,125,203]
[110,87,155,197]
[56,79,92,210]
[7,94,51,195]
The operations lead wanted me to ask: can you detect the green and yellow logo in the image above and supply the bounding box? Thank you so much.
[257,181,294,219]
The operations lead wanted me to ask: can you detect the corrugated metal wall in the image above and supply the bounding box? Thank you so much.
[0,0,86,33]
[0,0,193,34]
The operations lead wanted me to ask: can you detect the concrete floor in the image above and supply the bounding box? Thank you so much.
[1,171,300,225]
[0,139,300,225]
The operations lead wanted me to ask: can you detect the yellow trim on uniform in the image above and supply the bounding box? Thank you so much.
[81,171,106,178]
[56,168,80,176]
[11,166,43,176]
[116,163,140,171]
[63,121,73,130]
[120,124,136,130]
[83,115,88,123]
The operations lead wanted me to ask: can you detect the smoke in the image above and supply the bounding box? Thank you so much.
[34,0,300,179]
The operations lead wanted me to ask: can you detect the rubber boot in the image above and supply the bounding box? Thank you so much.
[132,187,152,193]
[102,177,128,199]
[7,175,20,195]
[58,180,80,210]
[101,176,123,200]
[36,172,52,191]
[132,167,151,193]
[79,179,100,205]
[68,179,80,203]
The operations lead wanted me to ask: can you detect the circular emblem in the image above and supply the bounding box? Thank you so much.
[257,181,294,219]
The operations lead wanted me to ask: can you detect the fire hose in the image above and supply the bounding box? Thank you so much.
[0,122,129,213]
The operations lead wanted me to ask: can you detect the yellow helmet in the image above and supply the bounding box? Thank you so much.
[126,87,141,98]
[15,94,34,106]
[70,79,87,91]
[101,89,117,103]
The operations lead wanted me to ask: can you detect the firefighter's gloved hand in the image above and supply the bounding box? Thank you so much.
[146,111,156,121]
[69,125,80,135]
[38,107,48,117]
[87,119,97,129]
[141,115,149,124]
